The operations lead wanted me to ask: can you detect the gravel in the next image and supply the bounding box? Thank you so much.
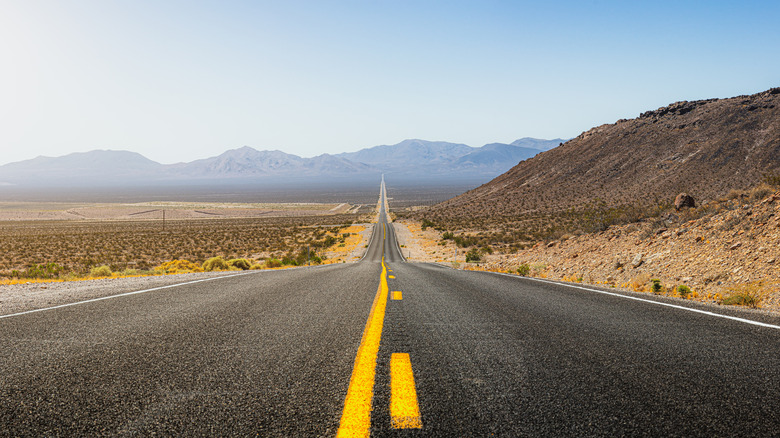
[0,271,242,317]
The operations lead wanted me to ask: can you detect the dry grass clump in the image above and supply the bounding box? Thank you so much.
[202,256,229,272]
[228,258,252,270]
[720,282,767,308]
[89,265,113,278]
[629,273,652,292]
[155,260,203,274]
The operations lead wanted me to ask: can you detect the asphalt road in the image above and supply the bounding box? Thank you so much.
[2,180,779,436]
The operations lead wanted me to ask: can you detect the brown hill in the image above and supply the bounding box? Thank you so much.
[420,87,780,239]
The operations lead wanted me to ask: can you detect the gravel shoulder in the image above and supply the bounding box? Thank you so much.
[0,271,242,317]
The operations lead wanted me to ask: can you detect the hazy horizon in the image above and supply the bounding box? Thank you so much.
[2,1,779,166]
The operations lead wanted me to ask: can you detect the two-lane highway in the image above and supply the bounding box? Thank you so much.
[2,179,779,436]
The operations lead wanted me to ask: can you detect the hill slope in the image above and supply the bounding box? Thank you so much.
[424,87,780,228]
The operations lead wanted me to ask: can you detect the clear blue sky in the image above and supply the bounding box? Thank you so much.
[1,0,778,165]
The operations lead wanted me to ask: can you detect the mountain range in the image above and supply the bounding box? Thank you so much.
[0,138,564,188]
[422,87,780,229]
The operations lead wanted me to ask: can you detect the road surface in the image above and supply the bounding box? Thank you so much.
[1,178,779,436]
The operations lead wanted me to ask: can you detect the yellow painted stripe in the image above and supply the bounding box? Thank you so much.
[337,258,389,437]
[389,275,396,279]
[390,353,423,429]
[392,291,402,300]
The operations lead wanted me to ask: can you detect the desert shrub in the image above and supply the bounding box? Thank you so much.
[202,256,229,271]
[90,265,113,277]
[629,273,652,292]
[228,258,252,270]
[721,284,764,308]
[677,284,692,298]
[651,279,663,294]
[764,172,780,187]
[454,235,478,248]
[20,262,66,279]
[465,248,481,263]
[281,254,297,266]
[265,258,283,268]
[517,264,530,276]
[441,231,454,240]
[748,183,775,201]
[421,219,435,230]
[156,259,203,273]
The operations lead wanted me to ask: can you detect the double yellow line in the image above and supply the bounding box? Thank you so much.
[337,256,422,436]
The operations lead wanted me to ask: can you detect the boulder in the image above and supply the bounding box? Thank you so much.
[674,193,696,210]
[631,253,644,268]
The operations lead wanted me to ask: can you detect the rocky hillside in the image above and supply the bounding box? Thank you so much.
[424,88,780,228]
[476,188,780,313]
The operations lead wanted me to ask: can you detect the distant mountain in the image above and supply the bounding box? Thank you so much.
[337,139,473,171]
[422,87,780,228]
[0,150,163,185]
[510,137,566,151]
[337,138,561,178]
[454,143,541,172]
[0,137,564,188]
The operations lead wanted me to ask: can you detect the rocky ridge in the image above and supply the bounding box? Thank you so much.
[423,87,780,227]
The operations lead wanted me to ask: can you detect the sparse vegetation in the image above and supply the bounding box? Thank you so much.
[721,283,765,308]
[0,214,360,281]
[465,248,481,263]
[203,256,229,271]
[228,258,252,270]
[651,279,663,294]
[677,284,692,298]
[516,263,530,276]
[89,265,113,278]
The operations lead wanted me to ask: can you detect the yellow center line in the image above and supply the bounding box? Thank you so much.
[392,291,403,300]
[389,275,395,279]
[337,257,389,437]
[390,353,423,429]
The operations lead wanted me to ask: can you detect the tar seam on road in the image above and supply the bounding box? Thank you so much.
[389,353,423,429]
[337,257,390,437]
[479,270,780,331]
[0,271,256,320]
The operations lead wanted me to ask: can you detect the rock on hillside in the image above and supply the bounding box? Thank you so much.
[427,87,780,222]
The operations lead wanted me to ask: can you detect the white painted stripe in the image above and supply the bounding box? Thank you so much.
[0,271,255,320]
[445,266,780,331]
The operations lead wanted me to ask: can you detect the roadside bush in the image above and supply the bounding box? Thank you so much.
[465,248,481,263]
[677,284,692,298]
[721,283,764,308]
[202,256,229,271]
[651,279,663,294]
[90,265,113,278]
[517,263,530,276]
[629,273,652,292]
[16,262,66,279]
[441,231,454,240]
[156,259,203,273]
[421,219,435,230]
[228,258,252,270]
[265,258,283,268]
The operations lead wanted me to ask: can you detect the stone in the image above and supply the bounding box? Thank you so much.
[674,193,696,211]
[729,242,742,250]
[631,253,644,268]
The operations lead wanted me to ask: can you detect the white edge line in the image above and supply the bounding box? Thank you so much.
[0,271,255,320]
[457,267,780,331]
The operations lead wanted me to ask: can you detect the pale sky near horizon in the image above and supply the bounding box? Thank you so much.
[1,0,778,166]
